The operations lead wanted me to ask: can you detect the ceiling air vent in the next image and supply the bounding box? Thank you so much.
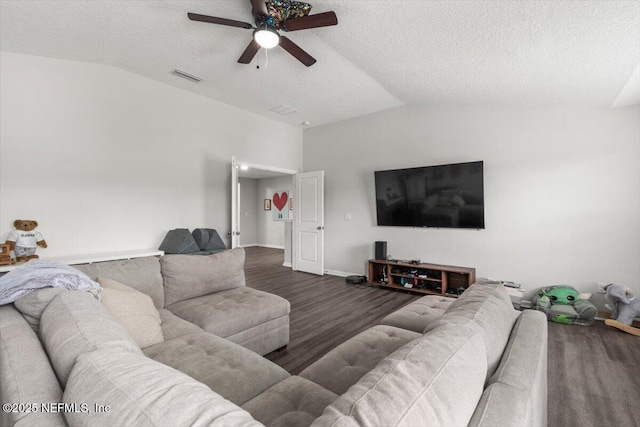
[170,69,203,83]
[270,105,298,115]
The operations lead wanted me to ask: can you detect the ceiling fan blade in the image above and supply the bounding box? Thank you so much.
[238,39,261,64]
[279,36,316,67]
[249,0,269,18]
[188,13,253,29]
[282,11,338,31]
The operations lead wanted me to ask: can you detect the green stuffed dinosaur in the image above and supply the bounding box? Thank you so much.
[535,285,597,325]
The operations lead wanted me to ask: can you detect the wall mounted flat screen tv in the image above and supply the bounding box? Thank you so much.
[375,161,484,229]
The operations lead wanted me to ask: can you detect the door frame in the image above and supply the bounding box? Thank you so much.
[230,156,298,249]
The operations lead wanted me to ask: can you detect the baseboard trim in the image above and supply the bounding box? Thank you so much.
[282,262,292,268]
[240,243,259,248]
[257,244,285,250]
[324,269,362,278]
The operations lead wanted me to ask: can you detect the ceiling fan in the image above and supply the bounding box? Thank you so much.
[188,0,338,67]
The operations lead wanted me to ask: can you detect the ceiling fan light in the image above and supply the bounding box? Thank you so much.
[254,28,279,49]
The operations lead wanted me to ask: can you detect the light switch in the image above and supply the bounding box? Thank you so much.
[345,213,352,221]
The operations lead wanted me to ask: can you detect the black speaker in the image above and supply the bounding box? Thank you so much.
[375,241,387,260]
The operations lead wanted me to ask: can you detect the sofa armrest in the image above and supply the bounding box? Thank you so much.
[0,305,66,427]
[469,310,547,427]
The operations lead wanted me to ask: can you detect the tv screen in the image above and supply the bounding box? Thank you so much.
[375,161,484,229]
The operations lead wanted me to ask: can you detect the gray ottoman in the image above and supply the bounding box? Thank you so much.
[300,325,421,395]
[380,295,455,333]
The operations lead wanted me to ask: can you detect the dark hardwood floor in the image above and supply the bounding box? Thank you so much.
[244,247,640,427]
[244,246,418,374]
[547,321,640,427]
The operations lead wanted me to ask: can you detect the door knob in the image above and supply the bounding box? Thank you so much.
[316,226,324,230]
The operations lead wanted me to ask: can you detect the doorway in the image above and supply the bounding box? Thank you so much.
[231,157,325,275]
[232,158,297,266]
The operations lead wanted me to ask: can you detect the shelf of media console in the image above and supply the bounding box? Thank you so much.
[375,280,445,296]
[389,273,442,283]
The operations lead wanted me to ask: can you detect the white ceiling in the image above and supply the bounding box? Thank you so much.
[1,1,639,129]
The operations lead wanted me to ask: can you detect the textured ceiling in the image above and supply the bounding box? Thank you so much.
[1,1,639,128]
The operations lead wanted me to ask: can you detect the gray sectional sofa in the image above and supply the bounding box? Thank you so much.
[0,248,547,427]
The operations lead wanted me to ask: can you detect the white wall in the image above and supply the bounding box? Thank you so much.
[256,175,294,248]
[0,52,302,256]
[238,178,257,246]
[303,106,640,306]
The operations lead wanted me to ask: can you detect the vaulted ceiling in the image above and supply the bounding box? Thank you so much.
[1,1,639,128]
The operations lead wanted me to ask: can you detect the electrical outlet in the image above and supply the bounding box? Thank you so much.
[597,282,607,294]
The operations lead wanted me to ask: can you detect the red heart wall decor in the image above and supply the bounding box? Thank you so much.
[273,192,288,211]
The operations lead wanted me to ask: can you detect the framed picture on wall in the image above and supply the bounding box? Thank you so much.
[264,199,271,211]
[272,191,290,220]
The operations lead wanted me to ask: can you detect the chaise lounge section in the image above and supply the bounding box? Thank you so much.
[160,253,290,356]
[74,248,290,356]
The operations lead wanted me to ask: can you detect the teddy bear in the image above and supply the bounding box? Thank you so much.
[5,219,47,262]
[604,283,640,337]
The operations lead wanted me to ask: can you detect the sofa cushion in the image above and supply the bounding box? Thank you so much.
[74,256,164,308]
[167,287,290,339]
[98,277,164,349]
[143,331,289,405]
[225,315,290,356]
[63,348,262,427]
[157,308,204,340]
[0,305,66,427]
[380,295,455,333]
[311,325,487,427]
[242,376,338,427]
[13,287,65,332]
[161,248,246,306]
[300,325,421,395]
[39,291,142,386]
[426,283,519,379]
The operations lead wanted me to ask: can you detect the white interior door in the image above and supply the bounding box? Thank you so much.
[230,156,240,248]
[293,170,324,275]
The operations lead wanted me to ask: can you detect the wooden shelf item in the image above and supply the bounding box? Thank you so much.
[0,244,16,266]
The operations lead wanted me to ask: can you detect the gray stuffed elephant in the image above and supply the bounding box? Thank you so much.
[604,283,640,337]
